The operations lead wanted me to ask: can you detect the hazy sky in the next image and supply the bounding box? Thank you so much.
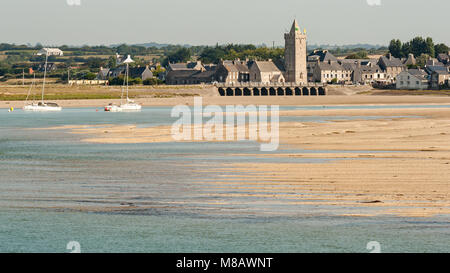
[1,0,448,46]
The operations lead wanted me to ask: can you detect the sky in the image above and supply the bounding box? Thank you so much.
[0,0,448,47]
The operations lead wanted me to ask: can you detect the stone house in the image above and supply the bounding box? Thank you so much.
[396,69,429,90]
[312,60,352,84]
[249,61,285,84]
[430,69,450,89]
[96,67,110,80]
[215,60,250,84]
[378,54,406,82]
[358,62,386,84]
[437,52,450,65]
[165,70,216,85]
[167,61,205,72]
[307,50,338,82]
[129,66,154,81]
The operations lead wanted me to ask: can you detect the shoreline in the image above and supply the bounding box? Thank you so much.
[3,95,450,109]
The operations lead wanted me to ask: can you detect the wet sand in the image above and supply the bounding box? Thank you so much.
[44,106,450,217]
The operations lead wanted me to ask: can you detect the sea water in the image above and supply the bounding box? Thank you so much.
[0,106,448,253]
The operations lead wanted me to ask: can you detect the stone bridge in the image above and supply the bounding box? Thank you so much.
[216,83,327,97]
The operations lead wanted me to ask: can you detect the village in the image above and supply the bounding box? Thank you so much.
[1,20,449,97]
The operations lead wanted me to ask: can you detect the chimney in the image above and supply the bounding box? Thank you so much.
[387,53,392,59]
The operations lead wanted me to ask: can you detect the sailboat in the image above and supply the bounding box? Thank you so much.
[105,55,142,112]
[23,49,62,112]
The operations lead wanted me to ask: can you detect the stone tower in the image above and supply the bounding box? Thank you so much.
[284,20,307,84]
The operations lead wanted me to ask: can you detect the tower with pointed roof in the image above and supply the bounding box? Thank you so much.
[284,20,307,84]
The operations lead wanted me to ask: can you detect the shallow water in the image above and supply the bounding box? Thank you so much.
[0,106,448,252]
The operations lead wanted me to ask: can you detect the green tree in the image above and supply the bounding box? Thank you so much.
[165,48,192,65]
[345,50,368,59]
[425,37,435,58]
[107,56,117,68]
[434,43,449,57]
[388,39,403,58]
[416,54,430,67]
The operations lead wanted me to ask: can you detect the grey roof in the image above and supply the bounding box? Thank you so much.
[360,64,383,73]
[341,62,357,70]
[433,70,450,75]
[192,70,216,79]
[407,69,428,81]
[168,63,190,70]
[166,70,198,77]
[317,61,347,71]
[253,61,281,73]
[308,50,338,62]
[379,55,404,67]
[129,67,152,78]
[426,59,444,67]
[426,65,448,73]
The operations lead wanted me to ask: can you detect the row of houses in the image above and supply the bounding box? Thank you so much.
[164,49,450,90]
[397,66,450,90]
[96,65,154,81]
[165,59,287,85]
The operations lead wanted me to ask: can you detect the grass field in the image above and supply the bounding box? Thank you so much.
[0,83,205,101]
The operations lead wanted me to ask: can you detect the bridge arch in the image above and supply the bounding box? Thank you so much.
[285,87,293,96]
[261,87,268,96]
[235,88,243,96]
[310,87,317,96]
[302,87,309,96]
[243,87,251,96]
[269,87,276,96]
[253,87,260,96]
[277,87,285,96]
[218,87,225,96]
[318,87,326,96]
[226,88,234,96]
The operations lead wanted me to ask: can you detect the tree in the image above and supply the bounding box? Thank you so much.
[165,48,192,65]
[434,43,449,57]
[416,54,430,67]
[425,37,435,58]
[85,72,97,80]
[345,50,368,59]
[107,56,117,68]
[388,39,403,58]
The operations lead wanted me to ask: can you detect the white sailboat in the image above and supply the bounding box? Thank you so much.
[105,55,141,112]
[23,49,62,112]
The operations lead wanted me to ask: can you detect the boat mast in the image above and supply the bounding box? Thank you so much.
[126,62,129,100]
[41,51,49,103]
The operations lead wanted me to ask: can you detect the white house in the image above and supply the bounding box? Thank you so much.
[396,69,429,90]
[37,48,64,56]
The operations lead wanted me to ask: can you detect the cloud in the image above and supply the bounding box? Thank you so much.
[366,0,382,6]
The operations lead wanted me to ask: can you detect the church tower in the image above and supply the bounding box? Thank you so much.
[284,20,307,84]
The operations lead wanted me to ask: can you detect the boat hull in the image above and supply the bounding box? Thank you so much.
[105,103,141,112]
[23,104,62,112]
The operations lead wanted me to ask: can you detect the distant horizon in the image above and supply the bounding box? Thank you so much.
[1,0,449,46]
[6,41,389,49]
